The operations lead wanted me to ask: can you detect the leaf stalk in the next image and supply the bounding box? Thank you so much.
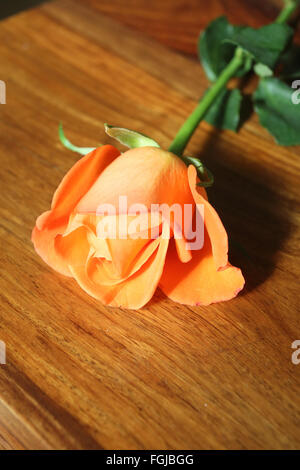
[168,0,299,157]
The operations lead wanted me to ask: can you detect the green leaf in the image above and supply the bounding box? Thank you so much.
[203,88,242,131]
[198,16,252,82]
[280,45,300,79]
[104,124,160,149]
[59,123,96,155]
[227,23,293,70]
[253,77,300,145]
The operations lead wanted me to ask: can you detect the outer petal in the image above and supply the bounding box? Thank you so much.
[77,147,194,214]
[32,222,71,276]
[32,145,120,275]
[159,234,245,306]
[188,165,228,270]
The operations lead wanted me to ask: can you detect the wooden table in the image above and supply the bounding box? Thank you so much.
[0,0,299,450]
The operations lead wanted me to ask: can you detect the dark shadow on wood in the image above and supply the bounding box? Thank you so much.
[0,0,50,20]
[198,127,292,296]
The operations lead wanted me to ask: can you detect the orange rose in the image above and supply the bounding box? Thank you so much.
[32,145,244,309]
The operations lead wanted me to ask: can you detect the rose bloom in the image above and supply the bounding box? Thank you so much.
[32,145,244,309]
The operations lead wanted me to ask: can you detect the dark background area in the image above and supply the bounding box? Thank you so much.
[0,0,47,20]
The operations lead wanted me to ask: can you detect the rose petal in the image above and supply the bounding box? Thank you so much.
[69,224,170,309]
[160,232,245,306]
[32,145,120,275]
[77,147,194,214]
[188,165,228,270]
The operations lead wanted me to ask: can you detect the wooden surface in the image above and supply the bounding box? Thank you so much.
[0,0,300,450]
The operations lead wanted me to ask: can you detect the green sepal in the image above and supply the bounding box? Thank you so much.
[253,77,300,146]
[104,124,160,149]
[203,88,242,131]
[181,156,214,188]
[59,123,96,155]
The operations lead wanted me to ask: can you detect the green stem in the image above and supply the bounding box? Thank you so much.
[169,0,299,157]
[275,0,299,24]
[169,47,245,156]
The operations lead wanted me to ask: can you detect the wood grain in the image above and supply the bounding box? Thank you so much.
[83,0,300,55]
[0,0,299,449]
